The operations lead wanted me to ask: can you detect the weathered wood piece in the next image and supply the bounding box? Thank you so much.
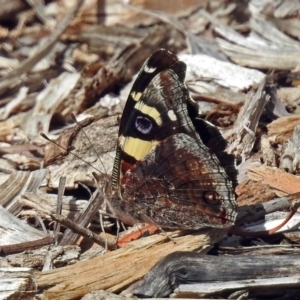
[0,267,37,299]
[248,166,300,197]
[132,252,300,298]
[22,72,81,137]
[0,206,53,255]
[280,124,300,174]
[268,115,300,144]
[19,191,86,221]
[225,79,268,158]
[199,10,300,70]
[235,192,300,231]
[45,116,118,189]
[181,53,265,92]
[178,52,264,118]
[217,244,300,256]
[0,245,81,270]
[237,211,300,235]
[36,229,225,300]
[265,84,290,118]
[175,276,300,299]
[0,169,47,214]
[103,0,207,27]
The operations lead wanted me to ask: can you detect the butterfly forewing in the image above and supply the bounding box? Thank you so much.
[112,50,186,189]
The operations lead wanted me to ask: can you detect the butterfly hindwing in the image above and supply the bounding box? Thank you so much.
[118,133,236,229]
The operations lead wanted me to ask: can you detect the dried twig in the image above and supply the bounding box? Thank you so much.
[49,213,116,250]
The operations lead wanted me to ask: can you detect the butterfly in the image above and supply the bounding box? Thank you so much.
[109,49,237,230]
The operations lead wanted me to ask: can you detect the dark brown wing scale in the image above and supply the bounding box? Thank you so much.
[110,49,237,230]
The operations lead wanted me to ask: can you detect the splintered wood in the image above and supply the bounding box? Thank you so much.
[248,166,300,196]
[37,229,225,300]
[268,115,300,143]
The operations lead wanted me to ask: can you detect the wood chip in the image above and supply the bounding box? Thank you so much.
[248,165,300,196]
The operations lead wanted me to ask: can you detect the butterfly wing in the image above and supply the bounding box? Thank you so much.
[111,49,187,189]
[111,49,237,229]
[116,133,236,229]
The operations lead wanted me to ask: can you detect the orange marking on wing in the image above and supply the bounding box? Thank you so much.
[117,224,159,248]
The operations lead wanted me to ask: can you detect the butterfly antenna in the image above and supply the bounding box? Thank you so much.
[71,113,107,175]
[40,132,101,174]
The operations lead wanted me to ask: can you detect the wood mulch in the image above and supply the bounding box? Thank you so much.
[1,0,300,299]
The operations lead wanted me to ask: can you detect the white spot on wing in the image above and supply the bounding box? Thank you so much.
[167,110,177,121]
[119,135,126,147]
[144,65,157,73]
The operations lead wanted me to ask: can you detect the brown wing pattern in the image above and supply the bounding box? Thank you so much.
[114,134,236,229]
[110,49,237,229]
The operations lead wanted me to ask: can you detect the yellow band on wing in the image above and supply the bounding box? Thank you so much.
[131,91,143,102]
[119,135,158,161]
[134,101,162,126]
